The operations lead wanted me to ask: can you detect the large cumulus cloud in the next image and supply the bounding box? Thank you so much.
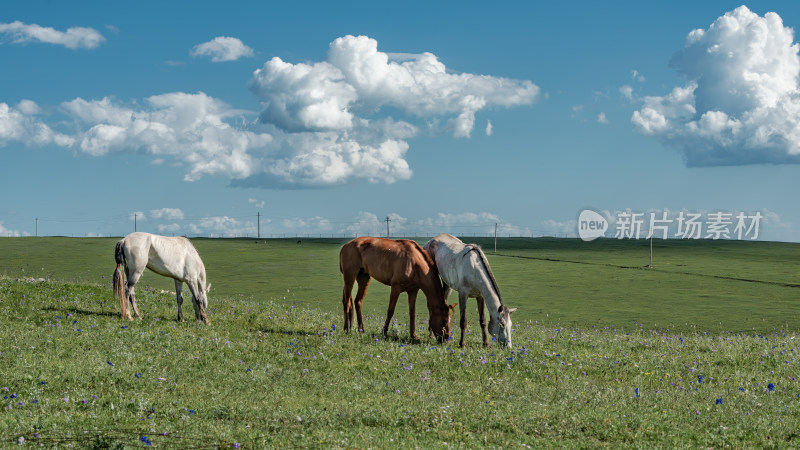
[631,6,800,166]
[242,35,539,186]
[1,35,538,187]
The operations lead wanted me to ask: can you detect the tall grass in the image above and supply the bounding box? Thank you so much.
[1,237,799,447]
[2,276,800,447]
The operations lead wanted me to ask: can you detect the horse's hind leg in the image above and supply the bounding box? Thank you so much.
[175,280,184,322]
[125,268,144,320]
[341,273,356,333]
[353,272,371,333]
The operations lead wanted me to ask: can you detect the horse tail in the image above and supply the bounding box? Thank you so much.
[113,240,129,319]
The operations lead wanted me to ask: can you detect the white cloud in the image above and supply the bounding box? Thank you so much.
[597,112,609,124]
[129,211,146,221]
[281,216,332,232]
[157,223,181,233]
[0,221,23,237]
[0,20,105,49]
[191,36,254,62]
[485,120,493,136]
[344,211,384,236]
[2,34,538,189]
[631,69,645,82]
[631,6,800,166]
[0,102,73,147]
[187,216,256,237]
[59,92,272,181]
[242,34,539,186]
[150,208,185,220]
[248,198,265,208]
[620,85,634,101]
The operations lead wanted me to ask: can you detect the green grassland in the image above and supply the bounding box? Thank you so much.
[1,237,799,447]
[1,236,798,332]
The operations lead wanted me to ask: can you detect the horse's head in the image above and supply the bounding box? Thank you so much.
[429,302,457,343]
[489,305,517,348]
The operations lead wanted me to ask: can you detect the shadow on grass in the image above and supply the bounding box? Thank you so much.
[43,305,120,318]
[255,326,435,346]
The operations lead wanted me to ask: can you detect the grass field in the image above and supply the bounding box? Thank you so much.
[1,237,799,447]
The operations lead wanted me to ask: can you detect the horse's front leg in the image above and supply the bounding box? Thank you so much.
[477,296,489,347]
[383,286,403,338]
[458,291,470,348]
[407,289,419,341]
[175,280,184,322]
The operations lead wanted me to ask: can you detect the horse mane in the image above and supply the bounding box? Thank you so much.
[409,240,437,268]
[466,244,502,305]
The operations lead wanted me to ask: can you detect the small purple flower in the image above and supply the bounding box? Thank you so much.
[697,375,703,385]
[107,361,114,367]
[739,387,745,392]
[715,398,723,405]
[232,444,241,449]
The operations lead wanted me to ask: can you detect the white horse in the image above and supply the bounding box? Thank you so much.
[423,233,516,348]
[113,232,211,324]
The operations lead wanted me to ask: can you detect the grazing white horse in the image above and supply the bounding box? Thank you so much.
[113,232,211,324]
[423,233,516,348]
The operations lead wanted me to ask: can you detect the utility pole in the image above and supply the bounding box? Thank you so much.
[35,218,38,237]
[494,222,498,253]
[649,235,653,268]
[257,212,261,239]
[385,216,391,237]
[134,213,137,232]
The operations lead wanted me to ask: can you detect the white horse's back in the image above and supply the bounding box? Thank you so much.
[125,232,206,283]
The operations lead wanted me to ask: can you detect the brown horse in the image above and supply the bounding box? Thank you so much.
[339,236,455,342]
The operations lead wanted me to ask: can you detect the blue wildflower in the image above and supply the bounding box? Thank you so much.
[140,436,152,446]
[715,398,723,405]
[768,383,775,391]
[635,388,640,398]
[739,387,745,392]
[697,375,703,385]
[107,361,114,366]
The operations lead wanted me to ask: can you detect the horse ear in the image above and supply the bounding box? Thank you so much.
[206,283,211,293]
[509,308,517,314]
[449,302,457,311]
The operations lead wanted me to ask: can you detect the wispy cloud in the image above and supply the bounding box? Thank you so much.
[0,20,105,49]
[191,36,254,62]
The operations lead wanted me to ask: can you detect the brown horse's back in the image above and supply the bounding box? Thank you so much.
[340,237,435,289]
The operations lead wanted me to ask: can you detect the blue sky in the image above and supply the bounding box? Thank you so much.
[1,1,799,241]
